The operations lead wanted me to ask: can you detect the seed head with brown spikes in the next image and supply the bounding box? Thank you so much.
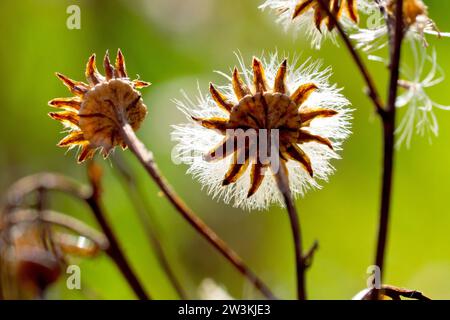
[48,49,150,163]
[387,0,428,29]
[173,54,352,210]
[194,57,338,198]
[0,215,102,299]
[293,0,359,31]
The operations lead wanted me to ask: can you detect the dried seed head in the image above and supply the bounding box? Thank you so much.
[351,0,448,51]
[172,54,352,210]
[387,0,428,28]
[209,69,333,196]
[49,49,150,163]
[259,0,367,48]
[292,0,359,31]
[1,214,103,298]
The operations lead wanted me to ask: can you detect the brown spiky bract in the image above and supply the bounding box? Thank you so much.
[292,0,359,31]
[49,50,151,163]
[387,0,428,28]
[195,57,338,198]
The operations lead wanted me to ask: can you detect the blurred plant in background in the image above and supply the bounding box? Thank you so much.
[0,173,107,299]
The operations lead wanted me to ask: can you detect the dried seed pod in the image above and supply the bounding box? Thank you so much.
[260,0,364,48]
[49,50,150,163]
[14,248,62,296]
[173,54,352,210]
[387,0,428,29]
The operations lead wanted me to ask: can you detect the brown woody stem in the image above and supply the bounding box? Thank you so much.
[117,118,276,300]
[112,154,187,299]
[7,209,108,251]
[274,167,306,300]
[317,0,405,296]
[86,162,150,300]
[4,172,151,300]
[375,0,404,287]
[317,0,385,116]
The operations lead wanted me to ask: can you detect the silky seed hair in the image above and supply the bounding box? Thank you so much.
[259,0,373,49]
[351,0,449,51]
[172,53,352,210]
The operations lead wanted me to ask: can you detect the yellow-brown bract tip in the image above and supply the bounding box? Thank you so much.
[252,56,261,64]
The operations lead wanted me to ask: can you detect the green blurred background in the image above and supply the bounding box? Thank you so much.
[1,0,449,300]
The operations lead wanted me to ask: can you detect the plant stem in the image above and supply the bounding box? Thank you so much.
[86,164,150,300]
[274,166,306,300]
[317,0,385,115]
[112,154,187,299]
[375,0,404,282]
[86,197,150,300]
[318,0,405,290]
[4,172,151,300]
[117,120,276,300]
[9,209,108,250]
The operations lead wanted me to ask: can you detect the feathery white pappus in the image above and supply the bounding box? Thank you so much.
[171,53,352,210]
[396,42,450,147]
[351,0,450,52]
[259,0,374,49]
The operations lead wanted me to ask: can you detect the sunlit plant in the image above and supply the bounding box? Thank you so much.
[2,0,449,302]
[173,54,351,210]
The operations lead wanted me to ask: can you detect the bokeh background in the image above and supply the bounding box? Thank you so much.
[1,0,450,300]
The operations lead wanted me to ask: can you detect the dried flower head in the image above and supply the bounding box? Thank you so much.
[48,49,150,163]
[395,43,449,147]
[3,222,61,298]
[352,285,431,300]
[387,0,427,29]
[351,0,449,51]
[260,0,370,48]
[172,54,351,210]
[294,0,359,30]
[0,212,102,299]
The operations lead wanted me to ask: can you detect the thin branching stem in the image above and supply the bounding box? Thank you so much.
[86,162,151,300]
[112,154,187,299]
[317,0,405,293]
[3,172,151,300]
[316,0,386,116]
[375,0,404,284]
[7,209,108,250]
[116,117,276,300]
[86,195,150,300]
